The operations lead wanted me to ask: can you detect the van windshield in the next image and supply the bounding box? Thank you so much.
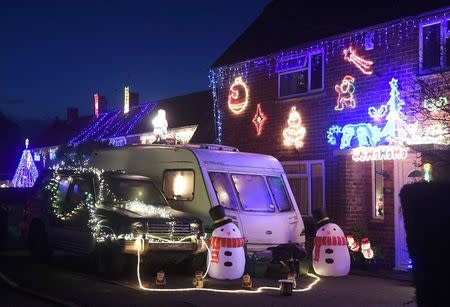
[102,177,167,207]
[231,174,275,212]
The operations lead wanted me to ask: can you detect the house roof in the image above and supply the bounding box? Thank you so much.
[33,90,214,148]
[212,0,450,68]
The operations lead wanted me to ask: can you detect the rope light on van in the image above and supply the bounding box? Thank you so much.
[135,236,320,293]
[46,166,177,242]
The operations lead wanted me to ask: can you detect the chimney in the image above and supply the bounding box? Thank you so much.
[67,107,79,123]
[124,86,139,114]
[94,93,108,117]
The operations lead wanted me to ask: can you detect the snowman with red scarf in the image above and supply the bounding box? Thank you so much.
[208,205,246,280]
[312,208,350,277]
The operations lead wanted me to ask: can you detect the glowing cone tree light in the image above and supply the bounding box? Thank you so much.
[12,139,39,188]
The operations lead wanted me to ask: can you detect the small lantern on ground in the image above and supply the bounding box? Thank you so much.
[192,271,204,288]
[241,273,253,289]
[278,279,294,296]
[155,270,167,287]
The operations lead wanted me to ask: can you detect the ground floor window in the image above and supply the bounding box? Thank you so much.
[281,160,325,216]
[372,161,384,219]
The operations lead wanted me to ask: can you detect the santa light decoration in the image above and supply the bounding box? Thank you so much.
[152,109,168,140]
[361,238,375,260]
[343,47,373,75]
[208,205,246,280]
[228,77,249,114]
[252,104,267,136]
[283,106,306,149]
[312,208,350,277]
[12,139,39,188]
[334,75,356,111]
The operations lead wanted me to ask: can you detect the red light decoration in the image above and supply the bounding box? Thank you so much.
[94,93,99,118]
[343,47,373,75]
[334,75,356,111]
[252,104,267,136]
[228,77,249,114]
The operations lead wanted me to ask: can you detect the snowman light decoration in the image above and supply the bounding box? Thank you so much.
[208,205,246,280]
[312,208,350,277]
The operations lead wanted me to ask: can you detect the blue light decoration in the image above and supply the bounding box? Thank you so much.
[208,12,446,146]
[68,102,157,146]
[407,258,413,270]
[12,139,39,188]
[327,78,417,149]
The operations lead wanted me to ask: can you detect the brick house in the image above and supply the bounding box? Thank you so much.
[209,1,450,270]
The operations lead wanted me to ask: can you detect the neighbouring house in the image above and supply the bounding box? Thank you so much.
[29,89,214,170]
[209,0,450,270]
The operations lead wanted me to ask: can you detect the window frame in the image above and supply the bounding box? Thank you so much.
[281,160,325,217]
[371,160,385,220]
[162,169,195,201]
[419,18,450,74]
[277,49,324,99]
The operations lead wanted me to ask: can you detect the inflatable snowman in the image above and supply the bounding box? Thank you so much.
[312,208,350,277]
[208,205,246,280]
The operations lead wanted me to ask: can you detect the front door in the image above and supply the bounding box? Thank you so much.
[393,155,420,271]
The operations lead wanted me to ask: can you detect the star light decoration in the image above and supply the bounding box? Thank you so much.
[252,104,267,136]
[343,47,373,75]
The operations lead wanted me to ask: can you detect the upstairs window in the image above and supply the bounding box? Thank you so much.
[420,19,450,73]
[277,50,324,98]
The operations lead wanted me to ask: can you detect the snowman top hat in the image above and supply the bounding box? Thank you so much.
[209,205,232,228]
[312,208,332,229]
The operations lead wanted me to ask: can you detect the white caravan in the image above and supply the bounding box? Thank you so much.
[90,144,305,253]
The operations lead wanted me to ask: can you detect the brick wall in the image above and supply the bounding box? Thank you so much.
[211,11,446,269]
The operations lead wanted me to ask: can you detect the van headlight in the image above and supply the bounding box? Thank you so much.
[190,222,200,234]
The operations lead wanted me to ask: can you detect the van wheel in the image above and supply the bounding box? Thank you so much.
[28,219,51,262]
[91,242,126,278]
[182,252,207,274]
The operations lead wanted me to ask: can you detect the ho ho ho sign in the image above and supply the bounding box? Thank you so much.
[352,145,408,162]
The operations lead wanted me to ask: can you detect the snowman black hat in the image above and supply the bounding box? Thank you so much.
[209,205,232,228]
[312,208,332,229]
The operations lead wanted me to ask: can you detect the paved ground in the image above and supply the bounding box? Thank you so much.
[0,248,417,307]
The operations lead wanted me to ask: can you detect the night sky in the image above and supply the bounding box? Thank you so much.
[0,0,269,122]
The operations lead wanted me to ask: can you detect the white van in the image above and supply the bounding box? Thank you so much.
[90,144,305,253]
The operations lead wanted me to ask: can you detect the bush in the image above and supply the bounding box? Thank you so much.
[400,182,450,307]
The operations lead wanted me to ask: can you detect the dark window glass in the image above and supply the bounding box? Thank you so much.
[311,164,324,212]
[422,23,441,70]
[310,53,323,90]
[287,177,309,215]
[67,178,91,210]
[279,70,308,97]
[209,172,239,209]
[55,178,70,207]
[103,177,167,206]
[267,177,292,212]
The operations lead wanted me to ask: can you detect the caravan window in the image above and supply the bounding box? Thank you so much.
[209,172,239,209]
[231,174,275,212]
[163,170,194,201]
[267,176,292,212]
